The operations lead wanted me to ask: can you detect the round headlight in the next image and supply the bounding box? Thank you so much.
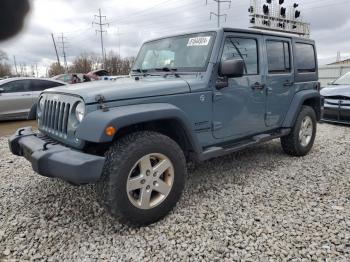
[75,102,85,122]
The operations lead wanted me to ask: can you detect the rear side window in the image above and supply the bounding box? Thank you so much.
[31,80,64,91]
[267,40,291,74]
[295,43,316,73]
[221,37,259,75]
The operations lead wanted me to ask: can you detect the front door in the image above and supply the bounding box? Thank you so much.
[0,79,33,119]
[213,34,267,140]
[264,37,295,127]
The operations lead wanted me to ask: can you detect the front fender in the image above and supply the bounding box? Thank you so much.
[76,103,202,154]
[282,90,321,128]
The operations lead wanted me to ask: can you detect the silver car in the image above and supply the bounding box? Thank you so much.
[0,77,66,121]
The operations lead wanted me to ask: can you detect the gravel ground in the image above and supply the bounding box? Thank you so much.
[0,123,350,261]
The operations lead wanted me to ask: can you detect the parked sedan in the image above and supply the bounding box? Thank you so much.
[0,77,66,121]
[321,72,350,124]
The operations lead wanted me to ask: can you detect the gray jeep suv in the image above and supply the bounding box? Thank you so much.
[9,28,321,226]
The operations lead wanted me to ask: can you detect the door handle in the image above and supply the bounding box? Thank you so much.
[251,82,265,90]
[283,81,294,87]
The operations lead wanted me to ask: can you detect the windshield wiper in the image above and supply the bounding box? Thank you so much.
[131,68,148,74]
[153,67,178,72]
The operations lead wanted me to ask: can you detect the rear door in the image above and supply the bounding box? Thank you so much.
[264,37,295,127]
[30,79,65,104]
[0,80,32,119]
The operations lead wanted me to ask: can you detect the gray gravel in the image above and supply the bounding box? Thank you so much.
[1,123,350,261]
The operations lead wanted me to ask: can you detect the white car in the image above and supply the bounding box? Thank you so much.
[0,77,66,120]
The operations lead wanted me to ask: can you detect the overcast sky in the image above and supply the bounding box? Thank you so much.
[0,0,349,75]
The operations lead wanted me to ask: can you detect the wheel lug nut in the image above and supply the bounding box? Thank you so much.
[141,179,146,184]
[146,170,151,176]
[153,181,158,186]
[146,185,151,190]
[153,172,157,177]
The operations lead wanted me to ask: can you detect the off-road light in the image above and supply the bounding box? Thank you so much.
[75,102,85,122]
[279,0,284,4]
[263,4,269,15]
[295,10,301,18]
[278,22,285,28]
[266,0,272,4]
[280,7,286,17]
[263,20,271,26]
[250,17,256,23]
[293,3,299,8]
[248,6,254,13]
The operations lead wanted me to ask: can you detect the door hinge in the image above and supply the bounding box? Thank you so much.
[212,121,223,131]
[213,92,223,102]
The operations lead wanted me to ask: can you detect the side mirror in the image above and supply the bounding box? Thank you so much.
[0,88,4,94]
[220,59,245,78]
[327,81,334,85]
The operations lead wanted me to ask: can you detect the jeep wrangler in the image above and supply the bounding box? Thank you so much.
[9,28,320,226]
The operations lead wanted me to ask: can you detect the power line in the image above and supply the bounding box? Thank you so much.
[93,8,110,68]
[206,0,232,28]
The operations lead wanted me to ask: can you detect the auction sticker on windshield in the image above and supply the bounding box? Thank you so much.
[187,36,211,47]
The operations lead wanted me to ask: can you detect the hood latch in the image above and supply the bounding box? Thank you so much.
[95,94,109,112]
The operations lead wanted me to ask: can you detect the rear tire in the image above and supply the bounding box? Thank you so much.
[96,131,187,226]
[281,106,317,157]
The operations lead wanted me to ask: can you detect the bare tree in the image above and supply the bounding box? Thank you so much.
[0,49,11,77]
[48,62,64,77]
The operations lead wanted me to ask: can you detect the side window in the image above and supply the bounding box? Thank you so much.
[221,37,259,75]
[267,40,291,74]
[1,80,31,93]
[295,43,316,73]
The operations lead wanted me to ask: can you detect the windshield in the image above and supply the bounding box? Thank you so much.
[333,72,350,85]
[132,32,216,73]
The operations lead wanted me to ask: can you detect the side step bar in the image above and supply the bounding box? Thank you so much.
[199,128,291,161]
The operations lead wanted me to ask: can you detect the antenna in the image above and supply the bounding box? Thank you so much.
[248,0,310,37]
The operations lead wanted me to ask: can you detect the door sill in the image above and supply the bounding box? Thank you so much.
[199,128,290,161]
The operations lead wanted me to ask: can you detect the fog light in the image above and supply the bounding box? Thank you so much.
[105,126,116,137]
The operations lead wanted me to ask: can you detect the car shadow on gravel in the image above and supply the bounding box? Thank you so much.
[17,140,286,229]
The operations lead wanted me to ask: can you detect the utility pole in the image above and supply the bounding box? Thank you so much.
[206,0,232,28]
[13,56,18,76]
[51,33,61,67]
[57,33,68,73]
[93,9,109,68]
[35,63,39,77]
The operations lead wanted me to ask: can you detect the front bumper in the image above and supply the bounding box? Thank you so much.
[322,105,350,125]
[8,127,105,185]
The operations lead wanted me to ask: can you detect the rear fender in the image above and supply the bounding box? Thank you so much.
[282,90,321,128]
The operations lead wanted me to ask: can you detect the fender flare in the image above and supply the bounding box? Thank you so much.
[282,90,321,128]
[76,103,202,154]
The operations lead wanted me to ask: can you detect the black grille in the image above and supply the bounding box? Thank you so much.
[41,100,71,136]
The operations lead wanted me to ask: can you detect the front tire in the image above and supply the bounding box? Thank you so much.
[97,131,187,226]
[281,106,317,157]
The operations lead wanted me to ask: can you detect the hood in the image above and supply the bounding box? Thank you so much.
[321,85,350,98]
[44,76,191,104]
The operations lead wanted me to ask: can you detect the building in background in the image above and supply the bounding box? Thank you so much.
[319,59,350,87]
